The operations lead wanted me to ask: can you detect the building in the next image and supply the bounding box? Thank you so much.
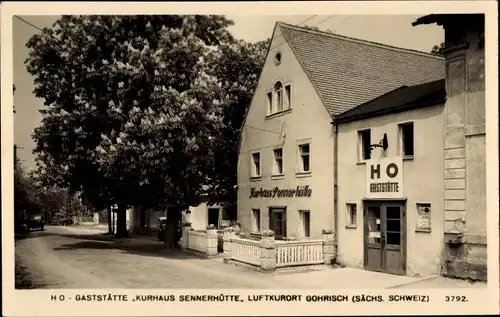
[125,199,235,235]
[412,14,487,281]
[237,22,444,240]
[335,79,446,277]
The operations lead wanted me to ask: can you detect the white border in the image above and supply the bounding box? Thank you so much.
[2,1,498,316]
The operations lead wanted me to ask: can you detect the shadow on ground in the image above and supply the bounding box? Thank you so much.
[51,237,206,260]
[15,230,55,241]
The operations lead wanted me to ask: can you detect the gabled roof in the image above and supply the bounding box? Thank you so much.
[335,78,446,124]
[277,22,445,117]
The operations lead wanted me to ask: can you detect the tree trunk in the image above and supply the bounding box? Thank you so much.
[115,205,129,238]
[107,207,113,235]
[164,206,181,249]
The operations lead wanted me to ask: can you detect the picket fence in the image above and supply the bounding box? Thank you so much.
[229,237,325,269]
[275,240,324,267]
[230,238,261,266]
[188,230,208,253]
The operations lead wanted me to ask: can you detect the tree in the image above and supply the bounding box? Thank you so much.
[431,42,446,56]
[202,39,269,206]
[26,15,233,243]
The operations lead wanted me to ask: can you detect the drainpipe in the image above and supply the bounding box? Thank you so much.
[332,121,339,262]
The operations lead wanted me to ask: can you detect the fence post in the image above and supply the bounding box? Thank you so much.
[260,232,276,272]
[223,231,235,263]
[206,228,218,257]
[322,229,335,265]
[181,223,191,250]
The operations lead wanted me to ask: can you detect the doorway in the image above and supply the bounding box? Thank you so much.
[269,207,287,239]
[363,201,406,275]
[208,208,220,228]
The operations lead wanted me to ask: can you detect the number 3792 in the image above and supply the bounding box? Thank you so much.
[445,296,468,302]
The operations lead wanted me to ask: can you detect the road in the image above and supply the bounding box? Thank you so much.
[15,226,289,289]
[14,226,487,290]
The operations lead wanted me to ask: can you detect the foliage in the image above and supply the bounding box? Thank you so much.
[217,233,224,253]
[431,42,446,56]
[14,161,41,220]
[25,15,235,239]
[203,39,269,204]
[261,229,275,237]
[14,159,70,230]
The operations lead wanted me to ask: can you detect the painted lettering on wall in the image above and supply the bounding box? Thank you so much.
[366,157,403,199]
[249,186,312,198]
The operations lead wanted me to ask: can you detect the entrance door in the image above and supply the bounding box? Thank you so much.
[269,207,287,239]
[364,202,406,275]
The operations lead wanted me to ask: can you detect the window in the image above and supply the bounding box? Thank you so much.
[268,82,291,116]
[399,122,414,158]
[252,209,261,232]
[267,92,273,114]
[269,208,286,239]
[273,148,283,175]
[358,129,371,161]
[416,203,431,232]
[251,152,261,177]
[346,203,357,227]
[274,81,284,112]
[285,84,291,109]
[298,143,310,172]
[274,52,282,65]
[299,210,311,237]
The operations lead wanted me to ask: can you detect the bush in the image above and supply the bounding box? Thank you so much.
[217,233,224,253]
[261,229,275,237]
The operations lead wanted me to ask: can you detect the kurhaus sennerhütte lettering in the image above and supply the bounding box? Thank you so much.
[249,186,312,198]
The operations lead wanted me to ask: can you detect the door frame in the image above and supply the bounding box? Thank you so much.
[268,206,287,239]
[363,199,407,275]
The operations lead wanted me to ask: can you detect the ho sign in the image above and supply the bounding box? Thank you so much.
[366,157,403,199]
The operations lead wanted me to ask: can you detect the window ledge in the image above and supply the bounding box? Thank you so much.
[265,108,292,120]
[271,174,285,180]
[403,155,414,161]
[415,228,431,233]
[356,161,367,166]
[296,171,311,178]
[345,225,357,229]
[250,176,262,182]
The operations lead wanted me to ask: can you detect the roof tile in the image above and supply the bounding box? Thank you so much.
[278,23,445,116]
[336,79,446,123]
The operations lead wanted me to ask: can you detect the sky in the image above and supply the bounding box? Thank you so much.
[13,15,444,171]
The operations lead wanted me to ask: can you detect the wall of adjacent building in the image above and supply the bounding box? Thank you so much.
[336,104,445,277]
[441,17,486,280]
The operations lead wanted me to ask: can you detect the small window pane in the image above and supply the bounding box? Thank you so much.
[386,219,401,232]
[387,232,401,245]
[402,123,414,157]
[347,203,357,226]
[252,153,260,176]
[285,85,291,109]
[360,130,371,160]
